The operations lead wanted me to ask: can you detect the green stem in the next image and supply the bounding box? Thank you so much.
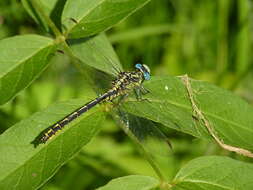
[216,0,230,85]
[61,40,88,75]
[61,41,99,93]
[30,0,62,38]
[111,112,168,187]
[229,63,253,91]
[108,24,176,43]
[62,41,76,59]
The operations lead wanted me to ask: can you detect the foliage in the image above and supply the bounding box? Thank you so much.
[0,0,253,190]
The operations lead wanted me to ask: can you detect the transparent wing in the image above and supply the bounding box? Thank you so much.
[69,33,123,77]
[112,108,172,180]
[92,34,123,76]
[116,109,172,157]
[97,43,123,77]
[82,52,123,95]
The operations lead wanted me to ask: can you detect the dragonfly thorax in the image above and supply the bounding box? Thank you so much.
[105,64,151,101]
[110,71,143,94]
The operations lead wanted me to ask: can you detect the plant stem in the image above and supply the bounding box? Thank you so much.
[30,0,62,38]
[111,111,169,188]
[229,63,253,91]
[108,24,176,43]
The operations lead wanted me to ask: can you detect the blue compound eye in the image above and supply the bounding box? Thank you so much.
[135,63,151,80]
[144,72,151,80]
[135,63,142,70]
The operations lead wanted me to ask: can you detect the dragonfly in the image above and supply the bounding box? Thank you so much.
[33,59,172,180]
[36,63,151,143]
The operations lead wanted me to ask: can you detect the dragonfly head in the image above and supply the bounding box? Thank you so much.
[135,64,151,81]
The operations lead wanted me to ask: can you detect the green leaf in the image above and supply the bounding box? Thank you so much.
[21,0,66,31]
[62,0,151,39]
[0,34,56,105]
[96,175,159,190]
[69,33,122,76]
[123,76,253,153]
[171,156,253,190]
[83,136,160,178]
[0,99,104,189]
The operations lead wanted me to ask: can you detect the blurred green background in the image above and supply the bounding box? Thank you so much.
[0,0,253,189]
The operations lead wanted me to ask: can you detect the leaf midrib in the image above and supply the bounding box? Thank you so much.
[65,0,151,36]
[0,110,100,184]
[127,98,253,134]
[178,179,234,190]
[0,39,54,79]
[64,0,107,35]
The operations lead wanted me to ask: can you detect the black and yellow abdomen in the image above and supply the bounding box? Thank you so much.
[36,68,146,145]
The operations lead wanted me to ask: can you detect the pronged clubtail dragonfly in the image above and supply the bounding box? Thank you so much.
[33,61,171,179]
[38,63,151,143]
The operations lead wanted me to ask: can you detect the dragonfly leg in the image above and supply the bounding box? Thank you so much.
[140,85,150,94]
[119,94,129,103]
[112,93,129,107]
[134,87,141,100]
[134,86,150,102]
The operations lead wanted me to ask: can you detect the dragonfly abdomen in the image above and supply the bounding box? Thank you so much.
[40,92,115,143]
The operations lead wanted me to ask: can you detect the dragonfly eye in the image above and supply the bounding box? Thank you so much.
[135,63,142,70]
[142,64,151,80]
[135,63,151,80]
[143,72,151,80]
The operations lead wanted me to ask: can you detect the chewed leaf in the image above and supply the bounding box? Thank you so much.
[0,35,56,105]
[123,76,253,155]
[0,99,104,189]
